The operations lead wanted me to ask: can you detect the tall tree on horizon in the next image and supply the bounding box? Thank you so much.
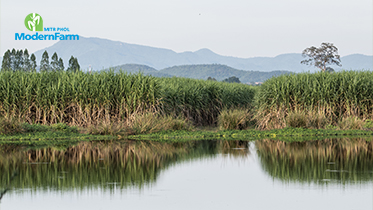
[30,54,37,71]
[40,51,50,72]
[1,50,11,71]
[58,58,64,71]
[23,49,31,72]
[67,56,80,72]
[301,43,341,72]
[10,49,16,71]
[51,52,59,71]
[13,50,24,71]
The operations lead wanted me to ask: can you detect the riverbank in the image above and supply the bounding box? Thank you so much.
[0,70,373,143]
[1,121,373,144]
[129,127,373,142]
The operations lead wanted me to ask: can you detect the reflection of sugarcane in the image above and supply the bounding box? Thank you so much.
[0,169,18,201]
[0,140,248,194]
[256,138,373,184]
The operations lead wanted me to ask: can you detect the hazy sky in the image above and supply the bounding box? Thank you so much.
[0,0,372,58]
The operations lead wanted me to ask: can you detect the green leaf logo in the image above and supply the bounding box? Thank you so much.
[24,13,43,31]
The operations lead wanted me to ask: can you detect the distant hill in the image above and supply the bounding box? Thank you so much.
[107,64,172,77]
[33,37,373,72]
[159,64,292,83]
[107,63,292,83]
[338,54,373,70]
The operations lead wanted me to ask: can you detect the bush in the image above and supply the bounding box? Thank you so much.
[129,113,192,135]
[338,117,364,130]
[307,110,329,129]
[218,108,252,130]
[363,119,373,130]
[0,118,22,135]
[286,111,307,128]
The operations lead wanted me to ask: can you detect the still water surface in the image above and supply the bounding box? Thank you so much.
[0,139,372,209]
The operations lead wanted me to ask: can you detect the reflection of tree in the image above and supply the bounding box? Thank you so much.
[256,138,373,184]
[0,140,249,193]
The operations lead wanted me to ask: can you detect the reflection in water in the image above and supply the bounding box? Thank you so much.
[2,137,373,197]
[0,140,250,194]
[256,138,373,184]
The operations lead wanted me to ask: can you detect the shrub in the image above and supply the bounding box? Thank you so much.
[218,108,252,130]
[0,118,22,135]
[363,119,373,130]
[338,117,364,130]
[129,113,192,135]
[307,110,329,129]
[286,111,307,128]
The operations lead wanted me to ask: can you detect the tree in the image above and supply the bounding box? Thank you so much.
[10,49,16,70]
[207,77,217,81]
[301,43,341,72]
[325,67,335,73]
[67,56,80,72]
[51,52,59,71]
[223,76,241,83]
[30,54,37,71]
[73,57,80,71]
[16,50,24,71]
[58,58,64,71]
[23,49,31,72]
[1,50,11,71]
[40,51,50,72]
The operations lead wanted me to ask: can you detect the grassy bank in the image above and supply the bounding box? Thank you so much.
[0,70,373,141]
[129,127,373,142]
[0,119,114,145]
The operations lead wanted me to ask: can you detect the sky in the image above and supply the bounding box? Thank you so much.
[0,0,372,58]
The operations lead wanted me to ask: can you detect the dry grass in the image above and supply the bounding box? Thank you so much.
[337,116,365,130]
[218,108,252,130]
[0,117,22,135]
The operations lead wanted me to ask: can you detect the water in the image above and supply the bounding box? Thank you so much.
[0,139,372,209]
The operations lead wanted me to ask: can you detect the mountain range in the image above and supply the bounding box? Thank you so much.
[106,63,292,83]
[32,37,372,72]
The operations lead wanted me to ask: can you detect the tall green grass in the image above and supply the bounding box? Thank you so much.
[0,71,256,127]
[256,71,373,129]
[158,77,256,125]
[0,70,160,126]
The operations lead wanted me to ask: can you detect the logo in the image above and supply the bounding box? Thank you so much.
[16,13,79,41]
[24,13,43,31]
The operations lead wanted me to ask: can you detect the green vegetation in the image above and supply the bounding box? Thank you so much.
[0,122,114,145]
[130,127,373,142]
[222,76,241,83]
[217,108,252,130]
[1,48,77,72]
[0,70,159,126]
[0,69,373,141]
[157,77,256,125]
[301,42,341,72]
[256,71,373,130]
[0,70,255,137]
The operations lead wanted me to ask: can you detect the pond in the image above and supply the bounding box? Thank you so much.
[0,138,372,209]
